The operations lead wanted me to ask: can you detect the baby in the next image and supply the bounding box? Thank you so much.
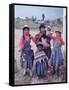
[33,42,48,78]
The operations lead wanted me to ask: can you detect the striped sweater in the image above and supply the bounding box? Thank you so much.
[34,50,48,64]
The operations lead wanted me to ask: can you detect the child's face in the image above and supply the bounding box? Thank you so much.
[56,32,61,37]
[47,30,51,35]
[37,46,43,51]
[40,27,46,34]
[23,29,30,36]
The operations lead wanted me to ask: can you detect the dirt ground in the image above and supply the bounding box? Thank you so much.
[15,68,66,85]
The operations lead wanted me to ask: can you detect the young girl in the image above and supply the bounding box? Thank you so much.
[33,42,48,78]
[18,25,34,76]
[50,31,64,76]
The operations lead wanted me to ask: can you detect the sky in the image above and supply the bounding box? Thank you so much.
[15,5,65,20]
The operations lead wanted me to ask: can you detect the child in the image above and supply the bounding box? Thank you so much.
[50,31,64,76]
[18,25,34,77]
[35,24,50,59]
[33,42,48,78]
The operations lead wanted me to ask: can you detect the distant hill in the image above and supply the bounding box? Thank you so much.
[15,17,63,31]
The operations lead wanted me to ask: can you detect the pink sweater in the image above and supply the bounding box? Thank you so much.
[18,35,35,49]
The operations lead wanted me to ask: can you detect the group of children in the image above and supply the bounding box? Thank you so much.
[18,24,64,78]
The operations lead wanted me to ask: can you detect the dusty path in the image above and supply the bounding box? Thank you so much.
[15,68,66,85]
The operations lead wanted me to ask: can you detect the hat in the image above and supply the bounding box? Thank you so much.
[39,24,45,29]
[36,42,43,47]
[23,25,30,30]
[47,26,51,31]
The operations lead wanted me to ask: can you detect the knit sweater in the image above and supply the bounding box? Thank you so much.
[34,50,48,65]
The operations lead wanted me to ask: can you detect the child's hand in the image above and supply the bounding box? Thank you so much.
[18,49,22,52]
[25,35,30,41]
[41,38,49,47]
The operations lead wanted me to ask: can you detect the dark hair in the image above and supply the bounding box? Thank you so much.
[55,31,61,34]
[22,27,30,31]
[39,24,45,29]
[36,44,43,47]
[55,31,61,37]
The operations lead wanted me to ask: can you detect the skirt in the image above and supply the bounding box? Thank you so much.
[35,60,47,77]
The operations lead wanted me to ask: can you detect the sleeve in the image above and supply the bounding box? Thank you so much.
[34,34,40,43]
[51,35,55,41]
[60,39,65,47]
[18,36,24,49]
[31,36,36,43]
[50,33,55,41]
